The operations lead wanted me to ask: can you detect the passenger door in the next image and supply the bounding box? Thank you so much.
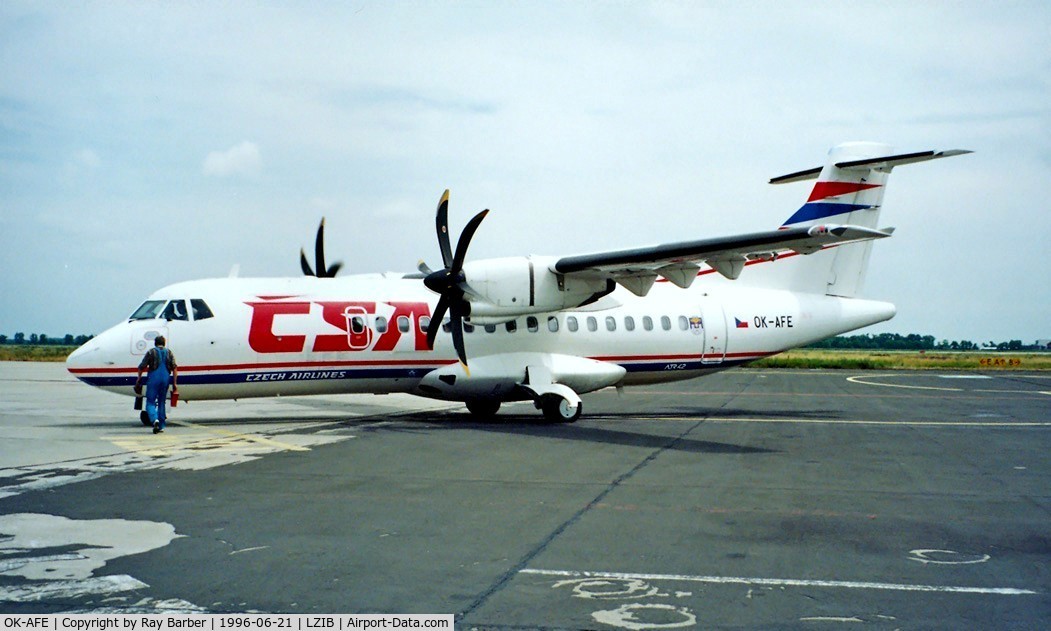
[700,301,727,364]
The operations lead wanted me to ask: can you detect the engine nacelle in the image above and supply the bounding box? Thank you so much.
[415,352,626,402]
[461,256,610,319]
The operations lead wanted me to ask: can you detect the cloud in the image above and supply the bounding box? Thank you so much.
[310,196,336,211]
[76,148,100,169]
[3,4,1049,341]
[202,141,261,178]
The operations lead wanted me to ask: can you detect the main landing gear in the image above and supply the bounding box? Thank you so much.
[539,394,582,423]
[464,395,582,423]
[465,399,501,418]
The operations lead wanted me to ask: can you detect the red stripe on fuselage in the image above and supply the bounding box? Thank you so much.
[69,351,778,377]
[68,358,456,375]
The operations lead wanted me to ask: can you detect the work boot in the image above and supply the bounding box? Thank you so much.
[153,420,160,434]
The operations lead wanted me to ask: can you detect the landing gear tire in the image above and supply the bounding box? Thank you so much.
[140,411,151,426]
[466,399,501,418]
[541,396,582,423]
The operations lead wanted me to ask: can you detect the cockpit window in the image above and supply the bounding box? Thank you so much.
[191,299,214,321]
[162,300,189,321]
[130,300,165,321]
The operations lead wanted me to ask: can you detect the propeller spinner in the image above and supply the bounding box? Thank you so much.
[422,190,489,369]
[300,218,343,278]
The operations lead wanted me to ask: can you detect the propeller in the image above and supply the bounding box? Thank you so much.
[300,218,343,278]
[422,190,489,369]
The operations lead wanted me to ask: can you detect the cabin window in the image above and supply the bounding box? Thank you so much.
[587,316,598,332]
[162,300,189,321]
[442,318,452,333]
[349,315,366,334]
[130,300,165,321]
[463,322,475,333]
[484,324,497,333]
[567,316,579,332]
[190,299,214,321]
[506,320,517,333]
[527,316,539,332]
[678,315,689,331]
[624,316,636,332]
[398,315,410,333]
[375,316,388,333]
[548,316,559,332]
[418,316,429,332]
[661,316,672,331]
[605,316,616,332]
[642,316,653,331]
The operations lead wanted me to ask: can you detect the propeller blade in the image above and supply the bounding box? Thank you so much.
[436,190,453,268]
[422,190,487,369]
[450,300,468,368]
[451,209,489,273]
[299,217,342,277]
[426,295,450,350]
[300,248,315,276]
[314,219,327,277]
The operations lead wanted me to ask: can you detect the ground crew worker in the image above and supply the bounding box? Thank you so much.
[135,336,178,434]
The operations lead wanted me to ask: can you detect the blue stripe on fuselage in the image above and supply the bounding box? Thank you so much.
[74,358,760,389]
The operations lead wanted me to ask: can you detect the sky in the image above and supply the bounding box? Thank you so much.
[1,2,1049,344]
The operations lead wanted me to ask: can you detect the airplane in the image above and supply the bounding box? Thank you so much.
[66,142,970,423]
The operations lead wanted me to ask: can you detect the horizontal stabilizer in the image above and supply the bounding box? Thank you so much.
[770,149,971,184]
[835,149,973,171]
[769,166,823,185]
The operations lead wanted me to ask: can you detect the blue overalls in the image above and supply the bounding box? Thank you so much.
[145,347,172,430]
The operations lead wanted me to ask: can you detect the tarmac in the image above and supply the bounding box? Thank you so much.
[1,361,1050,628]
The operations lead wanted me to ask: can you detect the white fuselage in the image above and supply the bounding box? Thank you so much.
[66,273,894,402]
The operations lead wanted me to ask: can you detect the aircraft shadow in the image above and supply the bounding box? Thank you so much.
[66,410,778,455]
[376,410,777,455]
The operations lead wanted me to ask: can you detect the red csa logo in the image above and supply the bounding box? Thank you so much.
[246,297,431,354]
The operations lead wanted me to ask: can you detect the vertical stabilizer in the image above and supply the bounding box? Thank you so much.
[766,143,970,297]
[781,142,891,297]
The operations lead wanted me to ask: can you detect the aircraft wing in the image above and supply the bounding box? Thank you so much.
[551,224,892,294]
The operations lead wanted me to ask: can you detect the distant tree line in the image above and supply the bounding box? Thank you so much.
[807,333,1037,351]
[0,333,94,346]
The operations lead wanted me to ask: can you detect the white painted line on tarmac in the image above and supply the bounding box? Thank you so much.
[521,568,1038,596]
[908,549,990,565]
[588,415,1051,427]
[848,374,1051,396]
[699,417,1051,427]
[847,375,962,392]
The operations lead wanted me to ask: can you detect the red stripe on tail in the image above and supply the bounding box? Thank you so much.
[807,181,881,202]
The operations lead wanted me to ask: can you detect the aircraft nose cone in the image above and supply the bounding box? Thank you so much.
[65,339,100,375]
